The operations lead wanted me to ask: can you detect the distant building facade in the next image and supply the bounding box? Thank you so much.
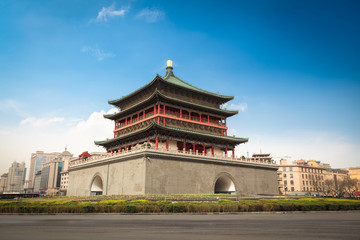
[40,150,73,195]
[5,161,26,193]
[28,151,60,190]
[278,159,326,194]
[33,171,41,193]
[0,173,8,193]
[348,167,360,189]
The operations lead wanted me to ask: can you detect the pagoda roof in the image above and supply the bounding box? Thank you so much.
[108,72,233,106]
[104,89,238,120]
[95,122,248,147]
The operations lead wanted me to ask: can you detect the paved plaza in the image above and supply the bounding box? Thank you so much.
[0,212,359,240]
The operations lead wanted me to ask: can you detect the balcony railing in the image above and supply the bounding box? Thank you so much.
[69,145,278,168]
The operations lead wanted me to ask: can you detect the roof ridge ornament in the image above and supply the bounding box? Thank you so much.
[165,59,174,78]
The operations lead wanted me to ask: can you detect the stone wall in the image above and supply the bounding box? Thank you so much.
[145,156,278,195]
[67,151,278,196]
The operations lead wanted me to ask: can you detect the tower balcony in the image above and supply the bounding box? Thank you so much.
[69,144,278,169]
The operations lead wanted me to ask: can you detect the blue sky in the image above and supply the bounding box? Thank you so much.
[0,0,359,174]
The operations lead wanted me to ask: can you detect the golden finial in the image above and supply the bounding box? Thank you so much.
[167,60,173,67]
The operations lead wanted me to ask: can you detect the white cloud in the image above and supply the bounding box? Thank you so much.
[0,99,25,116]
[0,109,116,175]
[221,103,248,112]
[81,45,115,61]
[20,117,64,128]
[136,8,165,22]
[92,4,129,22]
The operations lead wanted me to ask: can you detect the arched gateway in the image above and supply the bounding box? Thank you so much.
[90,175,103,195]
[214,174,236,194]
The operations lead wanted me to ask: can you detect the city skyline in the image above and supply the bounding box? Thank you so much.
[0,1,359,174]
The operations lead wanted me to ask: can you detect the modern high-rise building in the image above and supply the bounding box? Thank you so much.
[39,150,73,195]
[0,173,8,193]
[5,161,26,193]
[28,151,60,190]
[67,60,279,196]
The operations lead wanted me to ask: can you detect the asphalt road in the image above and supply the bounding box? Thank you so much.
[0,212,359,240]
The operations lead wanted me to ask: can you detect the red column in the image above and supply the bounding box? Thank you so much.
[143,110,145,119]
[207,115,210,123]
[189,111,191,120]
[154,105,156,114]
[137,113,139,121]
[200,113,202,122]
[221,130,223,136]
[158,103,160,114]
[180,109,182,118]
[148,139,151,143]
[225,148,228,156]
[155,137,159,149]
[232,149,235,159]
[158,117,160,124]
[125,117,127,125]
[212,146,214,156]
[183,141,185,150]
[163,118,165,126]
[166,139,169,151]
[120,148,122,153]
[203,145,206,155]
[193,143,195,153]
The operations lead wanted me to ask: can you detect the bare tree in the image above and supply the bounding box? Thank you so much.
[342,176,358,196]
[323,179,335,196]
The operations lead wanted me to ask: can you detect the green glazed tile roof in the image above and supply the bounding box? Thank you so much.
[163,74,233,99]
[95,122,248,146]
[161,124,248,143]
[108,72,233,105]
[104,89,238,120]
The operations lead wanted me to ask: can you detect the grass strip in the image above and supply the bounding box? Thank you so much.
[0,198,359,214]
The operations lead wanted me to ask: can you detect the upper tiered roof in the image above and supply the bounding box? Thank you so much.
[108,62,233,107]
[104,89,238,120]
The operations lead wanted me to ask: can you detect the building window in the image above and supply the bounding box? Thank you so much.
[282,167,286,171]
[290,174,293,178]
[284,180,287,185]
[305,175,308,179]
[291,187,294,191]
[309,181,312,185]
[303,187,305,191]
[306,181,308,185]
[290,180,294,185]
[302,174,304,179]
[303,181,305,185]
[283,174,287,177]
[289,167,293,171]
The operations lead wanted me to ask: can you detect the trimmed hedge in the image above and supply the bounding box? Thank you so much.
[0,198,359,214]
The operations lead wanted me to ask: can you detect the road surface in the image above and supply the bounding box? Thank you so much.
[0,212,359,240]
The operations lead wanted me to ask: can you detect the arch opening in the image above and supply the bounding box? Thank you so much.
[214,175,236,194]
[90,175,103,195]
